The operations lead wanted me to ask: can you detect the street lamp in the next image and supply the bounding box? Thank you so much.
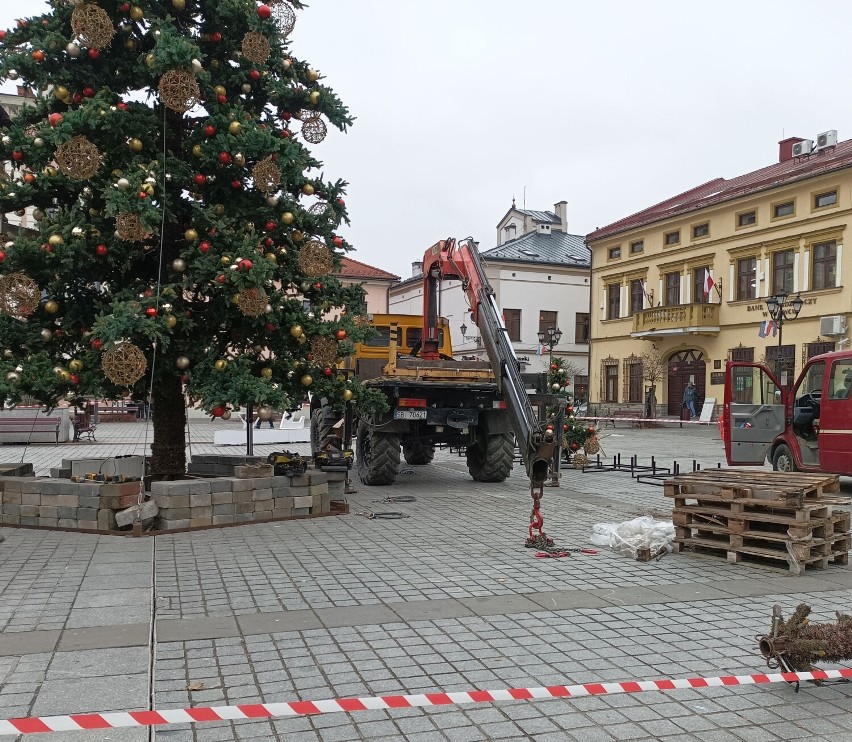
[765,291,803,386]
[537,326,562,355]
[459,322,467,339]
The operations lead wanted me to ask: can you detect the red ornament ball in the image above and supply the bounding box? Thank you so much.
[216,274,226,284]
[90,338,103,350]
[210,31,222,43]
[249,69,260,81]
[193,173,207,186]
[264,220,276,232]
[337,198,345,206]
[230,179,242,189]
[211,405,226,418]
[32,50,45,62]
[145,307,157,317]
[95,244,108,257]
[199,241,211,253]
[48,113,63,127]
[72,93,83,105]
[238,259,252,271]
[11,151,23,162]
[323,367,333,376]
[257,4,272,19]
[69,374,79,385]
[87,48,100,60]
[280,130,290,139]
[280,111,291,121]
[265,323,276,332]
[0,251,5,262]
[204,125,216,137]
[333,236,344,248]
[216,94,227,105]
[550,363,557,371]
[117,102,128,110]
[570,443,580,451]
[83,86,95,98]
[563,424,569,431]
[335,329,347,340]
[0,30,6,42]
[587,427,596,434]
[218,151,231,164]
[120,2,131,12]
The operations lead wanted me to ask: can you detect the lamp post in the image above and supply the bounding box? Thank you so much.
[537,326,563,487]
[537,326,563,363]
[765,291,803,386]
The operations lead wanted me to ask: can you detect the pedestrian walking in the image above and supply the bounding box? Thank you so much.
[682,380,697,420]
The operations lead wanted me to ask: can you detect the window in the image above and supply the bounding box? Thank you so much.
[538,310,557,340]
[575,313,590,343]
[773,200,794,218]
[814,190,837,209]
[828,360,852,400]
[812,240,837,290]
[737,210,757,227]
[606,284,621,320]
[364,326,391,347]
[771,249,795,294]
[766,344,796,389]
[664,272,680,306]
[573,375,588,405]
[629,279,645,315]
[729,346,755,404]
[736,256,757,300]
[630,240,644,254]
[602,359,618,403]
[608,246,621,259]
[693,266,710,304]
[624,356,643,403]
[503,309,521,342]
[692,223,709,239]
[664,230,680,246]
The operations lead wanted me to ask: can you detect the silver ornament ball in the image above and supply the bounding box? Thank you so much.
[116,178,131,190]
[176,356,190,369]
[66,43,81,57]
[172,258,187,272]
[33,137,45,148]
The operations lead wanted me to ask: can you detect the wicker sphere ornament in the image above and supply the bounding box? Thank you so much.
[298,240,333,277]
[251,156,281,195]
[241,31,270,63]
[102,342,147,386]
[310,336,339,367]
[0,272,40,317]
[55,135,101,179]
[71,4,115,50]
[158,69,200,113]
[584,437,600,455]
[236,288,268,317]
[301,115,327,144]
[268,0,296,36]
[572,453,589,470]
[115,212,146,241]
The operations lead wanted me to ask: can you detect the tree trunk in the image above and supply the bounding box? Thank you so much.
[150,373,187,480]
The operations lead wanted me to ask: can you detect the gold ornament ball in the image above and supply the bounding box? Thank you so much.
[176,356,190,369]
[48,234,64,246]
[145,53,155,68]
[141,183,154,196]
[343,389,353,401]
[289,324,303,338]
[300,374,313,387]
[309,91,320,105]
[291,230,304,242]
[172,0,186,8]
[302,183,315,196]
[6,371,20,384]
[265,253,277,263]
[307,68,319,82]
[165,315,177,328]
[192,144,202,157]
[58,369,70,382]
[214,359,228,371]
[297,334,307,345]
[68,359,84,372]
[233,152,245,166]
[172,258,186,272]
[130,6,144,21]
[281,211,294,225]
[228,121,242,135]
[44,300,60,314]
[213,85,226,96]
[221,410,232,420]
[220,255,231,266]
[125,39,137,50]
[52,366,65,377]
[214,203,225,216]
[260,367,273,378]
[184,228,198,241]
[55,85,69,100]
[258,405,273,420]
[128,138,143,152]
[40,328,53,341]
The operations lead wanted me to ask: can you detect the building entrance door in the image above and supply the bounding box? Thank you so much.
[667,350,706,416]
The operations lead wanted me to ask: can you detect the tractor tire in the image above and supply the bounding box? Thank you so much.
[403,440,435,465]
[310,408,336,456]
[466,433,514,482]
[772,443,796,472]
[356,420,400,485]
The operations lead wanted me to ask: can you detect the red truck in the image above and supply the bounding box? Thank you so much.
[722,349,852,473]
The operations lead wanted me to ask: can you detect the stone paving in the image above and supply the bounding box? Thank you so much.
[1,421,852,740]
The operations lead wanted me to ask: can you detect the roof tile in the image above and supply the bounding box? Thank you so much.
[335,256,400,280]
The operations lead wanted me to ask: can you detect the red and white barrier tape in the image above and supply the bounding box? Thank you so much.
[2,669,850,735]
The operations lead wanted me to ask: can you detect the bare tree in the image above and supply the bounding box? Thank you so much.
[640,349,666,419]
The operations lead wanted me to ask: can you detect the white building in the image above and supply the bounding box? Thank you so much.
[0,88,37,236]
[390,200,592,402]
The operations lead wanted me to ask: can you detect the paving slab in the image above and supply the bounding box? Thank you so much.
[0,630,60,657]
[31,672,149,716]
[58,623,150,651]
[390,598,476,622]
[157,615,240,642]
[236,609,323,635]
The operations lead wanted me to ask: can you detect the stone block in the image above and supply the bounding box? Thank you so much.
[57,507,78,519]
[211,491,232,504]
[213,503,235,515]
[251,476,277,489]
[97,510,117,531]
[327,479,346,497]
[20,480,43,494]
[154,494,190,509]
[160,507,191,520]
[272,507,292,519]
[39,506,58,519]
[39,480,65,494]
[0,463,34,477]
[20,505,39,517]
[151,481,192,496]
[2,514,20,525]
[232,491,252,504]
[230,478,253,492]
[273,496,295,510]
[253,510,272,521]
[189,493,211,507]
[288,472,328,486]
[78,520,98,530]
[21,492,41,506]
[162,518,191,530]
[58,519,77,529]
[271,485,291,497]
[188,480,212,495]
[235,502,254,514]
[20,516,38,526]
[39,517,59,527]
[2,491,22,505]
[3,503,20,516]
[99,482,141,497]
[78,482,101,496]
[79,496,100,510]
[190,505,213,518]
[233,512,253,523]
[323,470,348,482]
[1,478,24,492]
[189,516,212,528]
[253,499,273,512]
[312,493,331,513]
[212,514,234,526]
[209,479,234,493]
[292,507,311,517]
[57,494,80,508]
[292,495,313,509]
[309,483,329,497]
[252,488,273,502]
[235,464,273,479]
[100,493,139,510]
[77,508,98,521]
[40,495,62,508]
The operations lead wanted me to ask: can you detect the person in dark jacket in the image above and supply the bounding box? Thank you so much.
[682,381,698,420]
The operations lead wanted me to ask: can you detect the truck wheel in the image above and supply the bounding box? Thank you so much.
[403,441,435,465]
[310,408,335,456]
[466,433,514,482]
[356,420,400,485]
[772,444,796,472]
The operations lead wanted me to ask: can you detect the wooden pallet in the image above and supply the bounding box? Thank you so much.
[664,469,843,503]
[673,505,848,540]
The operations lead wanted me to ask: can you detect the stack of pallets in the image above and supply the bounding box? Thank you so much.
[665,469,850,574]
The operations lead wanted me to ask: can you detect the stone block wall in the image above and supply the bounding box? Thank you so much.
[152,470,331,530]
[187,454,262,477]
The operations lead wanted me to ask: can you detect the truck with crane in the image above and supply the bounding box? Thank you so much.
[310,237,562,490]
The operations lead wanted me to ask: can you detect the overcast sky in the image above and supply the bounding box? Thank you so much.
[5,1,852,279]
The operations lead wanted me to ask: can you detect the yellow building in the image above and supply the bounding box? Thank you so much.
[587,134,851,418]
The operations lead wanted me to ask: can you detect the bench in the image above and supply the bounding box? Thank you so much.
[611,409,643,428]
[95,405,139,423]
[73,413,97,442]
[0,417,62,443]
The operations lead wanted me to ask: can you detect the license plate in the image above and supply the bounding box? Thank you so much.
[394,409,427,420]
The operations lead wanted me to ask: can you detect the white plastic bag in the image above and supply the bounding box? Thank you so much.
[590,516,675,558]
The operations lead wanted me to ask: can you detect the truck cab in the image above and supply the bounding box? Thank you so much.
[722,349,852,473]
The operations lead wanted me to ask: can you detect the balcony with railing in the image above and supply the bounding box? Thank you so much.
[631,303,720,338]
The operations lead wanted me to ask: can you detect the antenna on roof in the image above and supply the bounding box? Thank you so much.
[523,186,526,211]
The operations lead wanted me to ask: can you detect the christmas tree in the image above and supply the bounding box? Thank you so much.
[0,0,378,479]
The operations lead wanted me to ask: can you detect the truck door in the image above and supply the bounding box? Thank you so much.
[819,357,852,474]
[723,361,785,465]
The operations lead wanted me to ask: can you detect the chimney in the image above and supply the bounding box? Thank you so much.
[778,137,805,163]
[411,260,422,278]
[553,201,568,232]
